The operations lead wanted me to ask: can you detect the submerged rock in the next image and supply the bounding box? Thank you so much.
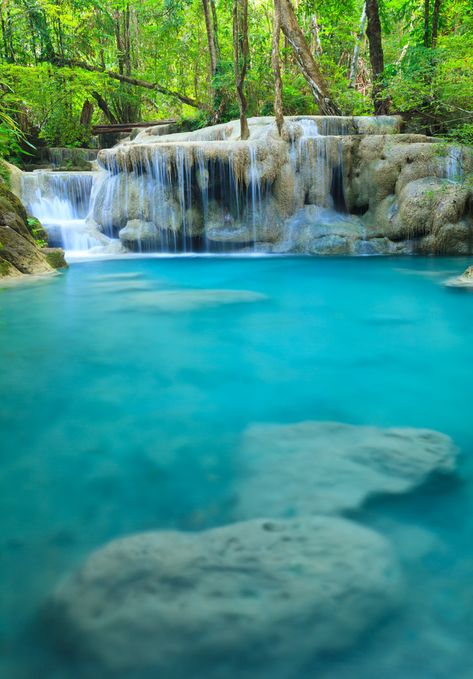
[445,265,473,288]
[122,288,268,312]
[46,516,402,678]
[235,421,457,520]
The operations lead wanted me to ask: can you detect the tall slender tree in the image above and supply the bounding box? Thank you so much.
[233,0,250,139]
[202,0,225,122]
[272,0,284,135]
[278,0,341,115]
[365,0,390,114]
[349,3,367,87]
[431,0,442,47]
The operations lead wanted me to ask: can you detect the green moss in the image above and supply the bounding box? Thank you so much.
[0,161,12,189]
[0,182,27,222]
[0,258,12,276]
[44,248,67,269]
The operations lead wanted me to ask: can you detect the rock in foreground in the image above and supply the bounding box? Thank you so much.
[445,266,473,288]
[0,180,64,278]
[46,516,401,678]
[235,421,457,519]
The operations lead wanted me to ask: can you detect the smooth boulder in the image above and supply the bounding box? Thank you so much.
[121,288,267,312]
[46,516,402,678]
[234,421,457,519]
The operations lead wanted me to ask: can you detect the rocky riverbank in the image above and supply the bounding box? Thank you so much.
[0,166,66,280]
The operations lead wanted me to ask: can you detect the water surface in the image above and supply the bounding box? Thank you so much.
[0,256,472,678]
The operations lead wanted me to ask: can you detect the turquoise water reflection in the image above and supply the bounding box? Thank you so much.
[0,256,472,678]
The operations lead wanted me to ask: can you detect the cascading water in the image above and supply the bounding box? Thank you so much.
[22,115,439,257]
[21,171,107,253]
[445,147,463,182]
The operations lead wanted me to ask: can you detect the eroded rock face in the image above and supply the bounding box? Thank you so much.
[46,516,402,678]
[119,219,159,251]
[282,205,365,254]
[234,421,457,520]
[0,181,56,278]
[91,117,473,255]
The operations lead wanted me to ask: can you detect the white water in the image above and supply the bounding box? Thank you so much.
[21,117,456,256]
[445,147,463,182]
[21,170,117,255]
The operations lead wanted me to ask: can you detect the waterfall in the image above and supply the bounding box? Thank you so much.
[21,170,109,253]
[19,116,408,256]
[445,147,463,183]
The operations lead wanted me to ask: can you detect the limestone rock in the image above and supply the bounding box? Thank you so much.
[234,421,457,520]
[46,516,402,678]
[70,117,473,255]
[119,219,159,250]
[445,265,473,288]
[43,247,68,269]
[121,288,268,312]
[284,206,365,254]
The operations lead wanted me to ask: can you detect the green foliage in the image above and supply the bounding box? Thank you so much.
[0,98,30,160]
[26,216,48,246]
[176,111,210,132]
[0,0,470,148]
[0,160,11,188]
[44,249,67,269]
[446,124,473,146]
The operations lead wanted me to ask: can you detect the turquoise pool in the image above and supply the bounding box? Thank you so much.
[1,256,472,678]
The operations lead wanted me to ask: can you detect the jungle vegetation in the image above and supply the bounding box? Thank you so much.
[0,0,471,157]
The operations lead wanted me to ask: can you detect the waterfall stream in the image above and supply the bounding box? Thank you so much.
[20,115,465,257]
[21,171,106,254]
[21,118,351,256]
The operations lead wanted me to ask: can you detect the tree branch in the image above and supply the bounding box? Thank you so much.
[55,58,206,110]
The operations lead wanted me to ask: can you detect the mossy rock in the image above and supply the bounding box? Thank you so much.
[27,216,49,244]
[0,181,28,223]
[0,181,54,277]
[0,257,18,277]
[43,247,68,269]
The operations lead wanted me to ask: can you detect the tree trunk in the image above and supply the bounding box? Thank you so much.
[365,0,389,114]
[431,0,441,47]
[79,100,94,127]
[202,0,218,76]
[233,0,250,140]
[278,0,341,115]
[91,92,119,124]
[423,0,431,48]
[272,0,284,135]
[114,4,135,122]
[210,0,221,60]
[309,14,323,54]
[349,3,367,87]
[61,59,205,110]
[203,0,225,122]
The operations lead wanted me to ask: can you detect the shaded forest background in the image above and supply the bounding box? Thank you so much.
[0,0,471,159]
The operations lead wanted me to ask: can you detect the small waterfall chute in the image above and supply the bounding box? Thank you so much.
[21,170,116,254]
